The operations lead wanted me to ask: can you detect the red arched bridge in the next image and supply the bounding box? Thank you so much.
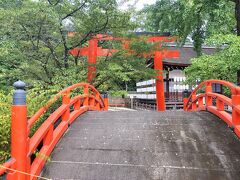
[1,79,240,180]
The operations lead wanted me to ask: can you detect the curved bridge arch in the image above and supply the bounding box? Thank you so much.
[0,82,108,179]
[184,79,240,138]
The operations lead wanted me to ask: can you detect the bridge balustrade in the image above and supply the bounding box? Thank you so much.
[183,79,240,138]
[0,81,108,180]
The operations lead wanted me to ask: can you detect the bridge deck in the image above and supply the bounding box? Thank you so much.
[42,110,240,180]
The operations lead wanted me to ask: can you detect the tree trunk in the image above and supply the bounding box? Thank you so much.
[64,50,69,68]
[236,0,240,36]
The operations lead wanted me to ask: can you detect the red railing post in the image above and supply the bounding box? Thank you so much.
[206,82,212,107]
[89,93,95,108]
[74,99,81,110]
[62,90,70,122]
[83,85,89,107]
[232,92,240,129]
[191,93,197,110]
[102,93,108,111]
[7,81,30,180]
[216,99,224,111]
[183,98,188,111]
[182,90,189,111]
[95,93,100,110]
[198,97,204,109]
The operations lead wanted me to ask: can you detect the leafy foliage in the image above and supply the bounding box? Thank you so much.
[109,90,128,97]
[141,0,235,55]
[184,34,240,85]
[0,92,11,163]
[0,0,133,88]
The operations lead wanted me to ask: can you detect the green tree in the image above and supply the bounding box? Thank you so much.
[230,0,240,35]
[141,0,235,56]
[0,0,133,88]
[184,34,240,84]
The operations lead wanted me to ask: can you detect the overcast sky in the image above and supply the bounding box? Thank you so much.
[118,0,156,10]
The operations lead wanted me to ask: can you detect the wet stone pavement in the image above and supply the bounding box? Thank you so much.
[41,110,240,180]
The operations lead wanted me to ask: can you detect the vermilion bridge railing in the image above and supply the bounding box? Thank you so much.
[183,79,240,138]
[0,81,108,180]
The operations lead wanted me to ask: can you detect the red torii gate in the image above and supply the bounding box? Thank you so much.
[69,34,180,111]
[148,37,180,111]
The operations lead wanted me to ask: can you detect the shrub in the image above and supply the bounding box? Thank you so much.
[0,86,60,164]
[0,91,11,163]
[109,90,128,98]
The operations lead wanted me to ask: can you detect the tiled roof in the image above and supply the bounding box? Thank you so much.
[163,44,216,66]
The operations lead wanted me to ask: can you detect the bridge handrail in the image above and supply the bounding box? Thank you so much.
[0,81,108,179]
[185,80,239,107]
[28,83,105,128]
[183,79,240,139]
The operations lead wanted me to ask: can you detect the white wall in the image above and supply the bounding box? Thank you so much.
[169,70,185,78]
[128,70,190,99]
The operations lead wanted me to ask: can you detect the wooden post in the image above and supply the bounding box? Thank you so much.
[216,99,224,111]
[191,93,197,110]
[95,93,100,110]
[62,90,70,122]
[206,82,212,107]
[182,89,189,111]
[154,51,165,111]
[87,39,98,83]
[83,85,89,107]
[166,70,170,101]
[103,93,109,111]
[232,94,240,127]
[198,97,204,109]
[8,81,30,180]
